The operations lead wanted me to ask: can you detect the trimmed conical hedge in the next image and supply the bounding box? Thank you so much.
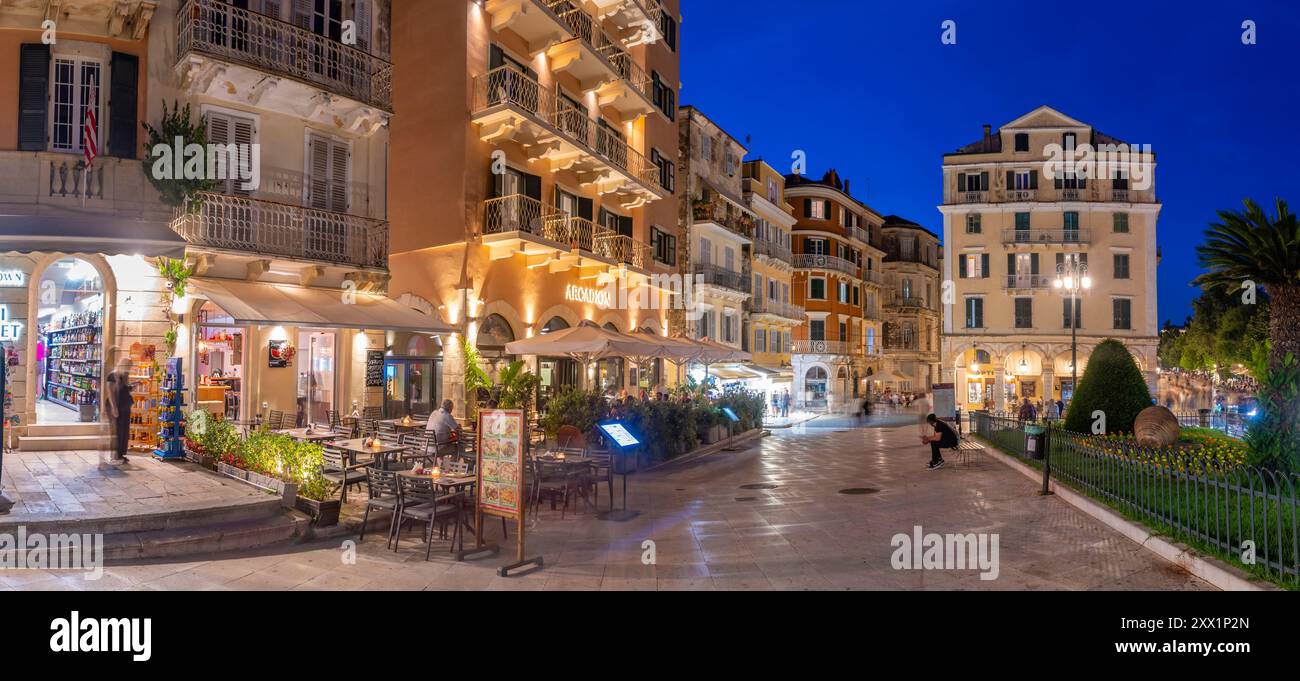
[1063,339,1154,434]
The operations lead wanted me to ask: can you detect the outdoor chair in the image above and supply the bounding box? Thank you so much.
[321,447,368,504]
[327,410,342,429]
[400,431,435,469]
[360,468,402,548]
[330,423,355,439]
[395,475,463,560]
[267,410,287,431]
[363,406,383,421]
[556,425,586,452]
[583,450,614,511]
[530,456,578,520]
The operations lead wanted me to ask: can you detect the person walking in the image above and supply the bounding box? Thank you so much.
[1017,397,1036,421]
[921,413,958,470]
[913,392,931,439]
[104,352,134,464]
[781,389,791,418]
[1045,398,1061,420]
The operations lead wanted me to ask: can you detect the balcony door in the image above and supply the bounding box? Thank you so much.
[487,44,538,111]
[306,132,350,262]
[205,111,256,245]
[492,167,540,235]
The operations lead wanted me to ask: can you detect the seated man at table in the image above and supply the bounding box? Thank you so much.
[426,399,462,446]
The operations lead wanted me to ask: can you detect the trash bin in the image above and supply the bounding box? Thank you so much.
[1024,424,1046,460]
[1197,408,1211,428]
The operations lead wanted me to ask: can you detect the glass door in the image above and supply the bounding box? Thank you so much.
[384,359,438,418]
[298,331,336,426]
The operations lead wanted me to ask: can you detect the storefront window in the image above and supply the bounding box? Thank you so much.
[196,301,245,421]
[36,258,104,424]
[298,331,336,427]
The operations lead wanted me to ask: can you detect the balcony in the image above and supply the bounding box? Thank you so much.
[885,296,929,310]
[861,269,883,286]
[693,198,754,239]
[481,194,651,273]
[794,254,857,277]
[954,190,987,204]
[579,0,664,47]
[483,0,574,55]
[176,0,393,112]
[1003,275,1053,291]
[754,238,793,264]
[471,67,664,208]
[946,186,1157,205]
[173,192,388,270]
[693,264,748,293]
[1002,228,1091,246]
[793,340,852,355]
[845,224,871,245]
[750,298,805,322]
[546,2,655,121]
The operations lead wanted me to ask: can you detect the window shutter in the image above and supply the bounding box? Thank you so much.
[804,198,812,216]
[231,117,255,196]
[958,255,967,278]
[956,173,965,192]
[1031,253,1039,275]
[1030,169,1038,189]
[489,44,505,70]
[577,196,593,221]
[618,214,633,238]
[18,44,50,151]
[524,172,541,201]
[309,134,330,207]
[1007,253,1016,276]
[354,0,372,52]
[980,254,990,278]
[1006,171,1014,189]
[262,1,283,19]
[1054,175,1063,189]
[107,51,138,158]
[824,200,832,218]
[980,172,989,190]
[293,0,312,28]
[329,139,349,213]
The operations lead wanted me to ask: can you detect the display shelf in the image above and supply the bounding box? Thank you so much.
[153,358,186,460]
[128,345,160,451]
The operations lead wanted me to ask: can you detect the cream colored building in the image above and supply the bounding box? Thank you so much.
[939,106,1160,412]
[742,160,801,398]
[880,216,941,394]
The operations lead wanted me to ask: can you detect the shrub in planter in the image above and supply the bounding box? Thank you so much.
[541,387,609,440]
[295,472,340,526]
[1063,339,1154,435]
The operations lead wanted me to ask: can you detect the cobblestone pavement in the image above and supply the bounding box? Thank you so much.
[1,418,1213,591]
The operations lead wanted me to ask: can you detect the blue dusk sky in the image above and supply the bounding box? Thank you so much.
[679,0,1300,324]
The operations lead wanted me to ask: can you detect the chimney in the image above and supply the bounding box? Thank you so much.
[983,124,992,141]
[843,179,851,196]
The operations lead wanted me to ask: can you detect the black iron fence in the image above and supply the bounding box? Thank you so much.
[970,411,1298,585]
[1174,411,1249,439]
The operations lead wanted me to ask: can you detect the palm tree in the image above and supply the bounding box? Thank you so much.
[1195,198,1300,469]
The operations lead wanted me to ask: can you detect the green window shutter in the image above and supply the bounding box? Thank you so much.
[18,44,50,151]
[1031,253,1040,275]
[1030,170,1038,189]
[980,253,990,278]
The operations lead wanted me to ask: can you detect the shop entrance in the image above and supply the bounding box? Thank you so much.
[195,302,246,420]
[35,258,104,424]
[298,330,336,427]
[384,358,438,418]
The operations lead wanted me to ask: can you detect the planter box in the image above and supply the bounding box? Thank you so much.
[295,496,341,527]
[217,462,249,482]
[699,424,724,444]
[217,463,297,507]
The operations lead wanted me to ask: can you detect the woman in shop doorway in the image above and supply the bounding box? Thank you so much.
[104,349,134,463]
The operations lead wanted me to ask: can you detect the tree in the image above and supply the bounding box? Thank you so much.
[1064,339,1153,434]
[140,101,219,210]
[1195,198,1300,470]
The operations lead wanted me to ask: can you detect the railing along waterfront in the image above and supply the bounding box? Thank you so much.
[173,192,388,269]
[473,67,661,191]
[177,0,393,111]
[970,411,1298,585]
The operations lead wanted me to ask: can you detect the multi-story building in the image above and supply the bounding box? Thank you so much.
[742,160,801,400]
[387,0,682,408]
[939,106,1160,412]
[678,106,752,352]
[785,169,885,411]
[880,215,941,394]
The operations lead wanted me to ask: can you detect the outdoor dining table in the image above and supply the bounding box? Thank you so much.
[277,428,341,443]
[332,438,411,468]
[380,418,428,431]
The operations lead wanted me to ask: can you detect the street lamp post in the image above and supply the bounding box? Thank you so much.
[1053,261,1092,407]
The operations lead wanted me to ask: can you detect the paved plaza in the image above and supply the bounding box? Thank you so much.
[0,414,1211,591]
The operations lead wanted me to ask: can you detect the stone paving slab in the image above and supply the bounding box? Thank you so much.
[0,420,1214,591]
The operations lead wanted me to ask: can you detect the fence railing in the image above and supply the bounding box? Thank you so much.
[1174,411,1249,439]
[1001,228,1091,245]
[970,411,1298,585]
[794,253,857,277]
[177,0,393,111]
[693,263,747,292]
[482,194,651,268]
[750,298,805,320]
[173,192,388,269]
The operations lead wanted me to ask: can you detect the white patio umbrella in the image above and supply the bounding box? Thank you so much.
[505,321,663,390]
[625,329,700,387]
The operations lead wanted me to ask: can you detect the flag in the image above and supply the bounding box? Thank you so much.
[82,77,99,168]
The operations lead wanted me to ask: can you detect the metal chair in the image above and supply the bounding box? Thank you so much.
[584,449,614,511]
[267,410,287,431]
[363,406,383,421]
[530,456,578,520]
[327,410,342,429]
[400,431,435,468]
[321,447,367,504]
[395,475,463,560]
[360,468,402,548]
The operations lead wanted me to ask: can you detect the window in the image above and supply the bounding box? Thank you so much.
[809,320,825,341]
[809,277,826,300]
[1015,212,1031,230]
[1063,211,1080,241]
[766,178,778,203]
[651,227,676,266]
[650,71,676,121]
[697,236,712,265]
[1013,170,1032,190]
[701,135,712,162]
[966,213,982,234]
[964,298,984,329]
[1063,298,1082,329]
[1014,133,1029,152]
[755,328,766,352]
[307,131,350,212]
[960,253,989,279]
[839,322,848,342]
[1113,212,1129,233]
[1113,298,1132,330]
[1114,253,1130,279]
[51,57,102,153]
[208,111,258,197]
[805,238,827,255]
[838,280,849,304]
[725,154,736,177]
[852,286,860,306]
[768,279,777,300]
[650,148,675,192]
[723,310,737,343]
[1014,298,1033,328]
[958,172,989,192]
[1063,132,1077,150]
[808,199,828,220]
[659,12,678,51]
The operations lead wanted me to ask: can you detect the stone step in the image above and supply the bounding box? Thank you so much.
[102,510,309,561]
[18,434,113,452]
[24,423,108,438]
[0,498,285,537]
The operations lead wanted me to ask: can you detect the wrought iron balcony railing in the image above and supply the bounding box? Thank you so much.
[173,192,388,269]
[482,194,651,269]
[693,198,753,238]
[1003,275,1053,290]
[473,67,662,191]
[1002,228,1091,245]
[885,296,929,309]
[177,0,393,111]
[794,253,857,277]
[693,263,748,292]
[753,238,792,263]
[861,269,883,286]
[793,340,851,355]
[750,298,805,321]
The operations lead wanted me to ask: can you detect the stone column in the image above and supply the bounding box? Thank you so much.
[1041,370,1055,401]
[954,366,967,409]
[994,367,1006,413]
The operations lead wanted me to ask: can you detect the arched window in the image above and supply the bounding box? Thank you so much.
[541,317,570,334]
[478,314,515,348]
[806,366,828,381]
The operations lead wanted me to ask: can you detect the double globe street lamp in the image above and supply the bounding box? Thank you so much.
[1053,262,1092,406]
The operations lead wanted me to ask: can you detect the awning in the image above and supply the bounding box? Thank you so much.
[0,214,186,258]
[188,278,453,335]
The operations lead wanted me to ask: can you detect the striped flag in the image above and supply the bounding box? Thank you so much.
[82,77,99,168]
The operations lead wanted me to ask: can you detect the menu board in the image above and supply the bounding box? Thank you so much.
[599,421,640,448]
[365,350,384,388]
[477,409,525,518]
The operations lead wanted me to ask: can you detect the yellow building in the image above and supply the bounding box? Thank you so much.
[880,216,941,394]
[742,160,802,400]
[939,106,1161,412]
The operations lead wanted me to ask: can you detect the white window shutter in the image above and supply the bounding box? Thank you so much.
[309,134,330,209]
[230,116,255,196]
[329,138,350,213]
[293,0,313,28]
[355,0,372,52]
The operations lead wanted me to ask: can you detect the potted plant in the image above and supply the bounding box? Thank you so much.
[295,474,340,527]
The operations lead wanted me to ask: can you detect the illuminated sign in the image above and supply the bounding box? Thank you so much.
[598,421,640,448]
[0,306,22,341]
[565,284,612,309]
[0,270,23,287]
[721,407,740,422]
